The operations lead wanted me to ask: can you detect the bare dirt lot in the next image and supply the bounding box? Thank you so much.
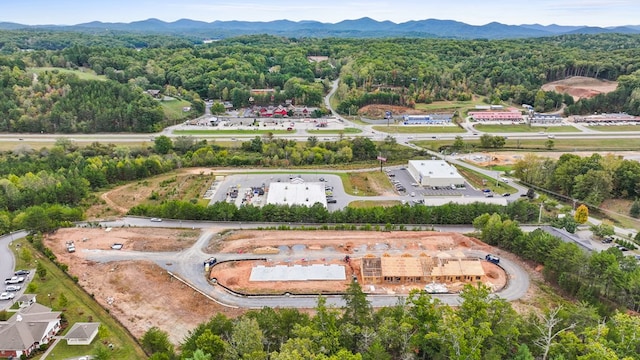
[541,76,618,101]
[45,228,508,345]
[209,230,507,294]
[44,228,243,344]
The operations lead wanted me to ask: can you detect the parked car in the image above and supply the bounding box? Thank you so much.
[485,254,500,264]
[5,285,21,292]
[0,292,15,300]
[327,199,337,204]
[111,243,124,250]
[502,193,511,197]
[14,270,29,276]
[4,276,24,284]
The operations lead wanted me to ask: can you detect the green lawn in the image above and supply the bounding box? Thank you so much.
[174,129,291,135]
[504,138,640,151]
[308,127,362,134]
[456,166,516,194]
[160,99,193,123]
[372,125,465,134]
[474,124,579,133]
[11,236,147,360]
[29,67,106,81]
[587,125,640,132]
[414,99,485,112]
[349,200,402,208]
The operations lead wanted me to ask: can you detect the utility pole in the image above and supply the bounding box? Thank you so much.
[539,202,544,223]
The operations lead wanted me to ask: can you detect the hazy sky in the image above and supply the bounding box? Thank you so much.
[2,0,639,27]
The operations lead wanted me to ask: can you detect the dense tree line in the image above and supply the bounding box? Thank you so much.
[475,213,640,313]
[141,281,640,360]
[0,66,165,133]
[129,198,539,224]
[513,152,640,207]
[2,32,640,135]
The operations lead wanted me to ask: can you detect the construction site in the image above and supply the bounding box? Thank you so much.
[208,230,506,295]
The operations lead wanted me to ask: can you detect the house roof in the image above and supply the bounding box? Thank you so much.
[65,322,101,341]
[0,302,60,352]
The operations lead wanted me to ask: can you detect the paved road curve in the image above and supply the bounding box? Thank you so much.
[80,221,530,308]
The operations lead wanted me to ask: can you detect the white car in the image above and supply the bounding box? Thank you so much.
[5,285,21,292]
[4,276,24,284]
[150,218,163,222]
[0,292,15,300]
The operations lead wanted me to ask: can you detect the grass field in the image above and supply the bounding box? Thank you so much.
[587,125,640,132]
[29,67,106,81]
[419,137,640,152]
[174,129,291,135]
[456,166,516,195]
[414,99,485,112]
[349,200,402,208]
[474,124,578,133]
[11,237,146,360]
[160,99,193,123]
[338,171,391,196]
[308,127,362,134]
[372,125,465,134]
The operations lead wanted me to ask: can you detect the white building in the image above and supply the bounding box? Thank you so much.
[266,181,327,207]
[407,160,465,187]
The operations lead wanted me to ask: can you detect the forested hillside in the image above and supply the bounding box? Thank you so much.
[2,32,640,134]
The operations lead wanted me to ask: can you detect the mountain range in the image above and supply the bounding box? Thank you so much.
[1,17,639,40]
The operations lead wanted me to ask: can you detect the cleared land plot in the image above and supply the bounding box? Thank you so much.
[210,230,507,295]
[161,99,193,123]
[29,67,106,81]
[44,228,242,345]
[541,76,617,101]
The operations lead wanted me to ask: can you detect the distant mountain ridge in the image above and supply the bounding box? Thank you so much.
[1,17,639,39]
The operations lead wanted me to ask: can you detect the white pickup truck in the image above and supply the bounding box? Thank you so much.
[4,276,25,284]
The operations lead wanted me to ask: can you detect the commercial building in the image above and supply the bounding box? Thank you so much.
[402,114,453,125]
[573,113,640,124]
[468,110,524,122]
[530,113,563,125]
[407,160,465,187]
[265,179,327,208]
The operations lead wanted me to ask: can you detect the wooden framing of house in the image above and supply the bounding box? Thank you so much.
[360,254,485,285]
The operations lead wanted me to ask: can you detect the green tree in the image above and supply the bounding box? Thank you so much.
[211,102,226,114]
[141,326,174,356]
[57,293,68,308]
[186,349,212,360]
[545,139,555,150]
[574,205,589,224]
[630,199,640,218]
[154,136,173,155]
[194,329,226,358]
[20,247,32,264]
[36,262,47,279]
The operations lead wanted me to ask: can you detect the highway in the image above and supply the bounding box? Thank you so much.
[2,77,640,146]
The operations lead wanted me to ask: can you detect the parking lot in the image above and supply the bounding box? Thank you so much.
[209,173,347,210]
[383,166,483,198]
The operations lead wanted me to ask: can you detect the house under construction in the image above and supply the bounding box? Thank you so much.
[360,253,485,285]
